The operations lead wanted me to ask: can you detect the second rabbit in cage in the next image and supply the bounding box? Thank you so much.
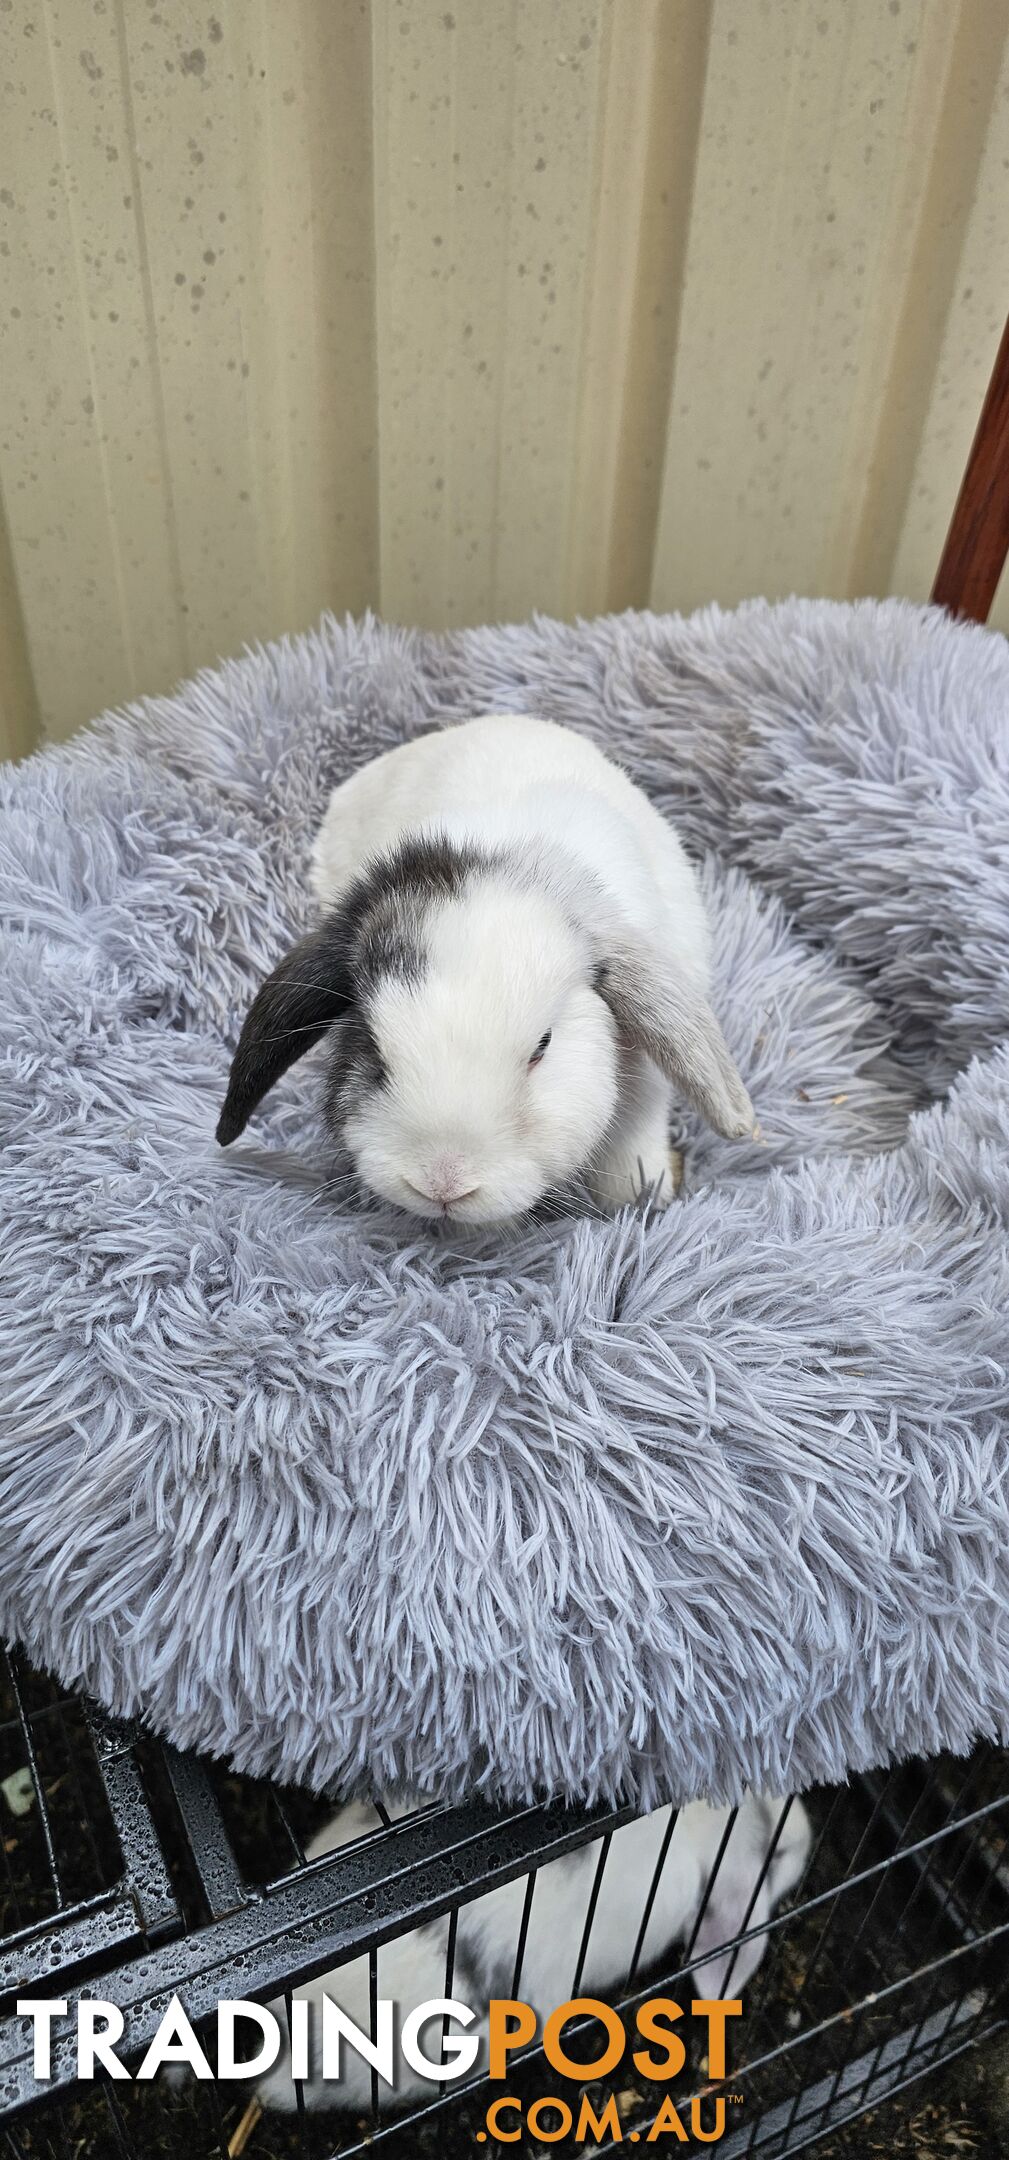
[257,1791,811,2113]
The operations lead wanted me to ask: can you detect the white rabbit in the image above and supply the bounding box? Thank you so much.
[217,715,755,1221]
[256,1791,810,2114]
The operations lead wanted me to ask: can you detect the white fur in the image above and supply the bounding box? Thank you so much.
[312,716,744,1222]
[347,883,616,1221]
[258,1791,811,2114]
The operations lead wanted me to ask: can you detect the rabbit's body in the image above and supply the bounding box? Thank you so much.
[218,714,755,1220]
[311,715,704,954]
[257,1792,811,2115]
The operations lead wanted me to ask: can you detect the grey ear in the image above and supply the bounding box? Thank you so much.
[600,941,756,1141]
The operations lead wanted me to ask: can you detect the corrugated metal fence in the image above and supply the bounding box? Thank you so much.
[1,0,1007,756]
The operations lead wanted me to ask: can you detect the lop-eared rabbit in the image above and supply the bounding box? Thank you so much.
[218,716,755,1219]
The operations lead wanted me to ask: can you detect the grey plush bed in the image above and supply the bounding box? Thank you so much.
[1,596,1007,1807]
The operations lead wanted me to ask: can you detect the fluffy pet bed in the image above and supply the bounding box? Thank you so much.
[1,598,1007,1808]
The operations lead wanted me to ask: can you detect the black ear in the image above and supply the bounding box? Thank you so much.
[216,920,352,1146]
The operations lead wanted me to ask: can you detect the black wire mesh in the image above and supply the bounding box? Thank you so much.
[0,1648,179,2003]
[1,1637,1007,2160]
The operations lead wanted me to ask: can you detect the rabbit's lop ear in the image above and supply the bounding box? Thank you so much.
[601,940,756,1141]
[216,919,351,1146]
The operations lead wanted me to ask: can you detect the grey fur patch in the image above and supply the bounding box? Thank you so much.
[324,832,503,1125]
[344,832,493,1000]
[325,1010,386,1127]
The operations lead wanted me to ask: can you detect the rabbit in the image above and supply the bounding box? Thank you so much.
[256,1790,811,2114]
[216,715,755,1221]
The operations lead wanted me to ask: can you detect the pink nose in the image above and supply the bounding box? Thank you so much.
[408,1159,480,1207]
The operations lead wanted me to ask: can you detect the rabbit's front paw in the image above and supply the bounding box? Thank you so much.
[588,1143,683,1214]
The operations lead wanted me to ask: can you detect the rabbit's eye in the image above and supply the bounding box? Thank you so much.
[528,1030,551,1068]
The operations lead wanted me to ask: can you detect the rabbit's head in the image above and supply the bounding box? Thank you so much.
[216,833,753,1222]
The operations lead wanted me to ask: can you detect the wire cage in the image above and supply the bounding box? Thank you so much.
[2,1642,1008,2160]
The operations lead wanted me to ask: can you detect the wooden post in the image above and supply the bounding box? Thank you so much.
[931,313,1009,624]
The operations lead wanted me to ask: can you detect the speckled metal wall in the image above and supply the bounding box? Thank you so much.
[1,0,1007,754]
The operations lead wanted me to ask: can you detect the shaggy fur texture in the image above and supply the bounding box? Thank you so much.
[0,598,1007,1807]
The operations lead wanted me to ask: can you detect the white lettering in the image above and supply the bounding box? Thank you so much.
[78,2001,129,2081]
[400,2000,479,2084]
[320,1994,395,2085]
[16,2000,68,2081]
[216,2001,281,2079]
[288,1997,310,2081]
[136,1994,213,2081]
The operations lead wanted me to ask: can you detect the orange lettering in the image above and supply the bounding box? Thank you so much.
[485,2095,523,2142]
[528,2096,574,2142]
[488,2001,537,2079]
[691,1999,742,2081]
[633,1997,686,2081]
[692,2095,728,2142]
[542,1998,624,2081]
[646,2093,689,2141]
[577,2093,622,2139]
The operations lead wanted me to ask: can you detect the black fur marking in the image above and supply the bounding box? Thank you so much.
[342,832,490,994]
[325,1010,387,1125]
[217,832,493,1144]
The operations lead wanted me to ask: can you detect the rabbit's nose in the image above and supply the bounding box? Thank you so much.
[408,1158,480,1207]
